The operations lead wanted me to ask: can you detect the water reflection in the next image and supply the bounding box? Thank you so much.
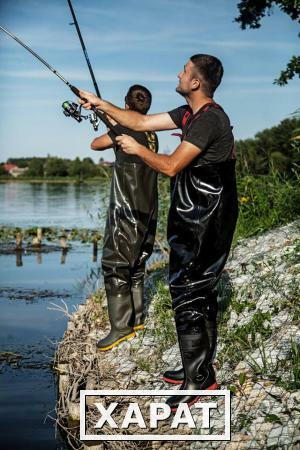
[0,182,110,229]
[60,248,68,265]
[16,250,23,267]
[13,245,99,268]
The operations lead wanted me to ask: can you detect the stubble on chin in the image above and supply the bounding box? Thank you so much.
[176,85,187,98]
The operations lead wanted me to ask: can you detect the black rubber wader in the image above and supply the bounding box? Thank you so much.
[163,293,218,385]
[165,159,238,407]
[97,161,158,351]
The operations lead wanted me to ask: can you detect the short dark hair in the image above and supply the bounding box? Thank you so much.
[125,84,152,114]
[190,54,223,97]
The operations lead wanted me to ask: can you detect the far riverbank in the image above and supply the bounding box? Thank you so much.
[0,176,110,184]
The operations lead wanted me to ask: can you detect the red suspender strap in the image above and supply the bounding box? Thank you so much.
[182,110,192,127]
[171,109,191,139]
[182,102,222,129]
[172,102,224,140]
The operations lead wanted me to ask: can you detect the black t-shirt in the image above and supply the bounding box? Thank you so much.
[168,104,234,164]
[108,124,158,164]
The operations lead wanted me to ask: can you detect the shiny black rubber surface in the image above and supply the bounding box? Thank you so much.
[102,161,158,279]
[102,160,158,329]
[168,159,238,311]
[166,332,217,409]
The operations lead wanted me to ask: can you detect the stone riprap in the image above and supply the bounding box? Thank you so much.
[55,220,300,450]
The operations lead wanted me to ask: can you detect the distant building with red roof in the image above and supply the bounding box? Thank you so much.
[3,163,18,172]
[3,163,28,177]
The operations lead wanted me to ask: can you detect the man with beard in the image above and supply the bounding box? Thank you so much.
[78,54,238,410]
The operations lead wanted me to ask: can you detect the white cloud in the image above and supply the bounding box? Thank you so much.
[0,69,293,87]
[0,68,176,82]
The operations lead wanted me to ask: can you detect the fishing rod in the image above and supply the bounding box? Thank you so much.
[0,25,115,134]
[67,0,101,98]
[67,0,101,131]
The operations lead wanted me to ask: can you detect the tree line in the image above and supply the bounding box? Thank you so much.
[0,156,111,179]
[1,116,299,179]
[235,116,300,177]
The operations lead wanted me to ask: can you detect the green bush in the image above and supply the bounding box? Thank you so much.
[235,168,300,241]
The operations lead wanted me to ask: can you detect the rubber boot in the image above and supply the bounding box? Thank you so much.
[162,332,184,384]
[130,265,146,332]
[131,283,145,331]
[163,367,184,384]
[97,289,135,351]
[163,298,218,385]
[166,332,217,412]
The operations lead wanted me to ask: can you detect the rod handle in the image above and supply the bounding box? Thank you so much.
[70,85,80,96]
[69,84,117,135]
[70,84,89,106]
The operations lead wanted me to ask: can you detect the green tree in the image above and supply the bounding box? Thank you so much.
[81,157,97,178]
[0,164,7,176]
[236,117,300,176]
[27,158,45,177]
[44,157,68,177]
[7,157,31,168]
[235,0,300,84]
[68,157,82,178]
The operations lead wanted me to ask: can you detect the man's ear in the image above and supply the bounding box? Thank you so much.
[125,103,130,110]
[191,78,201,91]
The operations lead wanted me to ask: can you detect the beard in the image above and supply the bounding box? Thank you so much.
[176,83,189,97]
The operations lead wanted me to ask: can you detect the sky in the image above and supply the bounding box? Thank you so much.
[0,0,299,163]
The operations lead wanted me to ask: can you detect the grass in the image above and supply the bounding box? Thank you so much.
[146,281,176,354]
[274,340,300,391]
[234,169,300,242]
[244,338,300,392]
[230,291,256,314]
[134,356,152,373]
[133,279,176,373]
[91,290,109,323]
[217,310,272,368]
[290,340,300,390]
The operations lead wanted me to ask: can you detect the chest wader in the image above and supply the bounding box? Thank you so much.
[97,161,158,351]
[163,104,239,410]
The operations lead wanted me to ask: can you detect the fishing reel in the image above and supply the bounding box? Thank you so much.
[89,112,100,132]
[62,100,85,122]
[62,101,100,131]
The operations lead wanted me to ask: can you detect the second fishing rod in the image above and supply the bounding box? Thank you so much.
[67,0,102,132]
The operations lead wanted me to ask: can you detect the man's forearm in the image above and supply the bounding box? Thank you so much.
[97,100,145,131]
[137,146,175,177]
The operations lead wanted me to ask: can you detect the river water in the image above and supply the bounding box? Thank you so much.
[0,182,109,449]
[0,181,110,229]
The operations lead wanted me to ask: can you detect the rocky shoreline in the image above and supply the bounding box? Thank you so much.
[54,220,300,450]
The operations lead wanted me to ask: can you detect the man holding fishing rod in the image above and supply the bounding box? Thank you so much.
[78,54,238,411]
[0,17,238,408]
